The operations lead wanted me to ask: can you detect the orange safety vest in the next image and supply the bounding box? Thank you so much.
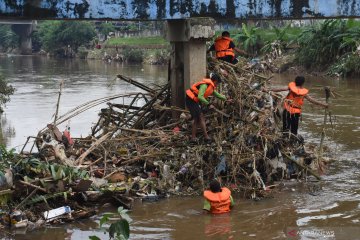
[284,82,309,114]
[215,36,235,58]
[203,187,232,214]
[186,78,215,103]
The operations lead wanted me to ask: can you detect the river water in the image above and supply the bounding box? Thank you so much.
[1,56,360,240]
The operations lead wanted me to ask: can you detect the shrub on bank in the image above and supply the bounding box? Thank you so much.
[143,49,169,65]
[295,19,360,70]
[77,46,89,59]
[328,52,360,77]
[123,48,144,63]
[0,74,15,113]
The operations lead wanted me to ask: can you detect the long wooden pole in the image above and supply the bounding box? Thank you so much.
[54,81,64,125]
[318,87,331,159]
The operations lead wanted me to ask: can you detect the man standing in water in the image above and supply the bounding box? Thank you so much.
[270,76,328,136]
[203,179,234,214]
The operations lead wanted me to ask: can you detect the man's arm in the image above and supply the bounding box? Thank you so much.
[207,44,215,54]
[203,199,211,211]
[234,47,249,56]
[213,91,226,101]
[229,41,248,56]
[268,87,289,92]
[305,95,328,108]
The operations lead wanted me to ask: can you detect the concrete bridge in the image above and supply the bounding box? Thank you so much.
[1,0,360,112]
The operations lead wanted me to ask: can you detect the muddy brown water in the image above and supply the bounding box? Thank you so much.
[1,56,360,240]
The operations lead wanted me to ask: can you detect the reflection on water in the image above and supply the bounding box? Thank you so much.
[1,57,360,240]
[0,114,15,146]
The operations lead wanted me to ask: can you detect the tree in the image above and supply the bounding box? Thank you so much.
[37,21,96,56]
[0,74,15,113]
[236,23,261,55]
[0,25,19,51]
[98,22,116,40]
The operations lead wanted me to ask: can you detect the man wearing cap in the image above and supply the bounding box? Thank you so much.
[185,73,229,142]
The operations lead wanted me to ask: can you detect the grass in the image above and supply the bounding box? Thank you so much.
[106,36,168,46]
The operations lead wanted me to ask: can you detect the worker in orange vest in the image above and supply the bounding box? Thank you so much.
[207,31,248,64]
[270,76,328,136]
[185,73,230,142]
[203,179,234,214]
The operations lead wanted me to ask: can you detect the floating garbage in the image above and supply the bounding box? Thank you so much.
[0,57,331,231]
[43,206,72,221]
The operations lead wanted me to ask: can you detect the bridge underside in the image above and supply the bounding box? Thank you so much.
[1,0,360,20]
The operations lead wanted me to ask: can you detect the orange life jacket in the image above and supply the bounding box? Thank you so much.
[186,78,215,103]
[203,187,232,214]
[284,82,309,114]
[215,37,235,58]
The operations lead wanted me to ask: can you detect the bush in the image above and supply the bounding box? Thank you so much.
[0,74,15,113]
[0,25,18,51]
[36,21,96,56]
[144,49,170,65]
[328,52,360,77]
[295,19,360,69]
[123,48,144,63]
[77,46,89,59]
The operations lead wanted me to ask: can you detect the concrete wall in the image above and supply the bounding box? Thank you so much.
[184,40,207,88]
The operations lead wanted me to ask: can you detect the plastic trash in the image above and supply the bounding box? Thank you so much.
[43,206,72,220]
[215,155,227,176]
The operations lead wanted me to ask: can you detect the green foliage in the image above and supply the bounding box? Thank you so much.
[295,19,360,69]
[144,49,170,64]
[123,48,144,63]
[77,45,89,59]
[16,157,89,182]
[31,28,42,52]
[106,36,167,46]
[328,52,360,77]
[261,24,292,54]
[0,74,15,113]
[0,25,19,50]
[37,21,96,55]
[0,145,17,179]
[109,220,130,240]
[235,23,261,54]
[89,207,131,240]
[98,22,116,38]
[88,237,101,240]
[0,145,15,160]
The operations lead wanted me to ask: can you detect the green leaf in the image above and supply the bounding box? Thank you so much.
[109,219,130,239]
[88,236,101,240]
[242,23,250,38]
[100,213,113,227]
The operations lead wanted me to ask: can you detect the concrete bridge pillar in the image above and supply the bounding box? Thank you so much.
[11,22,35,55]
[166,18,215,117]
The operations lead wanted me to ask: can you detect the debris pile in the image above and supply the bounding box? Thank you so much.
[0,58,328,231]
